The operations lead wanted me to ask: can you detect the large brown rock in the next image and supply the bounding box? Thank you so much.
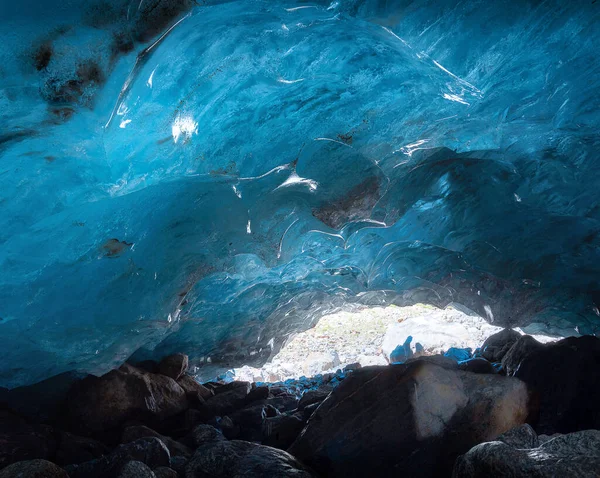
[288,361,529,478]
[177,375,212,401]
[67,365,188,432]
[185,440,315,477]
[158,354,189,381]
[514,335,600,434]
[0,459,68,478]
[453,429,600,477]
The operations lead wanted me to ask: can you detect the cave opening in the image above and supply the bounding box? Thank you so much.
[2,0,600,476]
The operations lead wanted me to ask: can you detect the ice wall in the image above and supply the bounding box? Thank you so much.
[1,0,599,387]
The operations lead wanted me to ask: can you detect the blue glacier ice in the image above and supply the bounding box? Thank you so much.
[1,0,600,387]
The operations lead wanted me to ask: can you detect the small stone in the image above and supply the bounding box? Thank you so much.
[158,354,189,381]
[0,459,68,478]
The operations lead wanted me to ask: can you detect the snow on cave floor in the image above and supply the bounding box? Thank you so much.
[227,304,568,384]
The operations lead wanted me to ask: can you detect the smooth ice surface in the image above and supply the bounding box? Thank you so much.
[1,0,600,387]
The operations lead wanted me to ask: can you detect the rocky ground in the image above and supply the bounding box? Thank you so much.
[228,304,563,383]
[1,316,599,477]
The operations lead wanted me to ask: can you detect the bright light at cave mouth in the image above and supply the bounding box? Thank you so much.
[0,0,599,389]
[198,304,567,384]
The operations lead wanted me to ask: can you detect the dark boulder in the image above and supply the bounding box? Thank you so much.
[132,0,195,41]
[135,360,159,374]
[154,467,179,478]
[0,371,83,423]
[288,360,529,478]
[192,424,226,447]
[226,403,267,441]
[0,410,57,469]
[453,429,600,477]
[0,459,68,478]
[55,431,110,466]
[185,440,315,477]
[204,381,251,416]
[246,385,269,403]
[218,416,239,439]
[501,334,544,376]
[480,328,522,362]
[262,413,304,450]
[158,354,189,381]
[444,347,472,362]
[155,408,206,439]
[122,425,192,457]
[458,358,496,374]
[514,335,600,434]
[117,460,156,478]
[67,365,188,433]
[298,389,330,410]
[177,375,213,403]
[65,437,170,478]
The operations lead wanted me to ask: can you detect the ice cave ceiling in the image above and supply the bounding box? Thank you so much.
[1,0,599,387]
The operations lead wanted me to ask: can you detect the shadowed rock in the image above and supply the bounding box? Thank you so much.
[0,411,56,469]
[453,429,600,477]
[122,425,192,458]
[501,334,544,376]
[185,440,315,477]
[514,335,600,434]
[118,460,156,478]
[0,459,68,478]
[496,424,539,448]
[67,365,188,433]
[65,437,170,478]
[288,360,529,478]
[158,354,189,381]
[480,328,522,362]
